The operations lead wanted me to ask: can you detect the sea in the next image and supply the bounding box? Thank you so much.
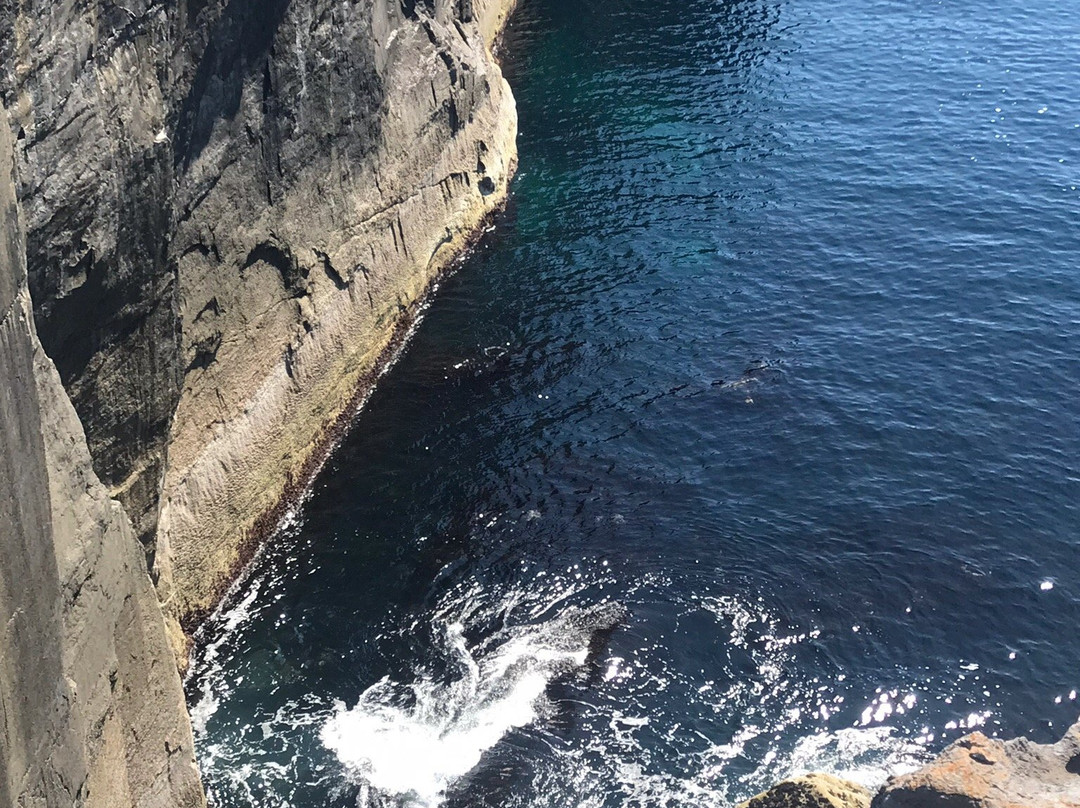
[186,0,1080,805]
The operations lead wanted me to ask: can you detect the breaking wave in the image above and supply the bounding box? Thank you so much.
[321,600,626,807]
[189,548,958,808]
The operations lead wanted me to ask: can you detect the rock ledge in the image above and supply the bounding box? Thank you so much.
[738,773,872,808]
[747,723,1080,808]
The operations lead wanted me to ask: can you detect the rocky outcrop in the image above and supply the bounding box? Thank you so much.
[738,774,873,808]
[0,104,204,807]
[750,722,1080,808]
[873,722,1080,808]
[1,0,518,661]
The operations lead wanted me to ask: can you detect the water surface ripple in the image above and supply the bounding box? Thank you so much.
[188,0,1080,805]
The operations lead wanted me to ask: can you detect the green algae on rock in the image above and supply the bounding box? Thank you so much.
[738,774,873,808]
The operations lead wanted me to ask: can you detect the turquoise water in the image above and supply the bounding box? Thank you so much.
[188,0,1080,805]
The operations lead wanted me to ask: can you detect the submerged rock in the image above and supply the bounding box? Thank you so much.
[872,722,1080,808]
[737,774,873,808]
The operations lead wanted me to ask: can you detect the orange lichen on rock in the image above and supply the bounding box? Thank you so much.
[872,722,1080,808]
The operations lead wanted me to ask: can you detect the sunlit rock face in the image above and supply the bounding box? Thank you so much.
[737,774,874,808]
[746,723,1080,808]
[0,0,518,659]
[872,722,1080,808]
[0,0,518,803]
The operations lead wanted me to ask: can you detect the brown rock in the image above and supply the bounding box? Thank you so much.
[738,773,874,808]
[873,722,1080,808]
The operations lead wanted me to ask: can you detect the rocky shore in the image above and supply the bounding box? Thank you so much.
[1,2,1075,807]
[740,722,1080,808]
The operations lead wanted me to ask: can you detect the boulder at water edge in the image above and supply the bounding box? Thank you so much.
[872,721,1080,808]
[737,773,874,808]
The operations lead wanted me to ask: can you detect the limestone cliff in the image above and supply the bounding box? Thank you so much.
[0,106,204,807]
[0,0,518,803]
[1,0,518,660]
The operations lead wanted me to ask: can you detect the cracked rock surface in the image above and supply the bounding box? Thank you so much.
[0,103,204,808]
[1,0,518,661]
[873,722,1080,808]
[746,723,1080,808]
[0,0,517,804]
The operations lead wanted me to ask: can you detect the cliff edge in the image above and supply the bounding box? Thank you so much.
[1,0,519,804]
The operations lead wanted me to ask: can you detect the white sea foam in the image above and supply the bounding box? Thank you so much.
[321,601,624,807]
[190,565,988,808]
[767,726,925,788]
[513,591,938,808]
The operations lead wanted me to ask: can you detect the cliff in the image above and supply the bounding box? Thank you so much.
[1,0,518,804]
[0,105,204,807]
[1,0,517,660]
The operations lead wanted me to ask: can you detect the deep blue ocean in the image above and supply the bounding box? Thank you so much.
[187,0,1080,805]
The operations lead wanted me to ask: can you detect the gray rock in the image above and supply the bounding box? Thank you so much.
[737,774,874,808]
[0,0,519,802]
[2,0,519,662]
[0,102,204,808]
[873,722,1080,808]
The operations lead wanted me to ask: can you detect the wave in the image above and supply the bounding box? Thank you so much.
[189,560,977,808]
[321,599,627,807]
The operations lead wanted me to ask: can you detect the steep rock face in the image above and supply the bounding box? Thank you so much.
[0,106,204,808]
[1,0,518,657]
[1,0,180,549]
[158,0,517,649]
[873,722,1080,808]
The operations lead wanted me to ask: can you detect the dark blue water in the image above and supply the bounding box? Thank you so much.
[187,0,1080,805]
